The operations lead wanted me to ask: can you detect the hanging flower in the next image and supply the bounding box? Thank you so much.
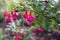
[23,10,28,19]
[27,11,35,22]
[6,17,11,23]
[13,30,21,40]
[33,29,37,33]
[4,12,7,17]
[38,28,44,33]
[14,35,21,40]
[4,12,11,18]
[13,16,18,20]
[13,11,19,21]
[13,11,19,17]
[7,13,11,18]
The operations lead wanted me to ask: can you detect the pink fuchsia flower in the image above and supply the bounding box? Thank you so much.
[38,28,44,33]
[33,29,37,33]
[13,16,18,21]
[7,13,11,18]
[4,12,7,17]
[14,31,21,40]
[14,35,21,40]
[4,13,11,18]
[27,17,34,22]
[13,11,19,17]
[27,11,35,22]
[6,17,11,23]
[23,11,28,19]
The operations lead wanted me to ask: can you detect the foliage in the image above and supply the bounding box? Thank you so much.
[1,0,60,30]
[16,1,60,30]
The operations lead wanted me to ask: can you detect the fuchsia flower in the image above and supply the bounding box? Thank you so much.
[6,17,11,23]
[33,29,37,33]
[14,35,21,40]
[23,11,28,19]
[7,13,11,18]
[4,12,7,17]
[13,11,18,20]
[38,28,44,32]
[14,30,21,40]
[13,11,19,17]
[27,11,35,22]
[13,16,18,20]
[33,28,44,33]
[4,13,11,18]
